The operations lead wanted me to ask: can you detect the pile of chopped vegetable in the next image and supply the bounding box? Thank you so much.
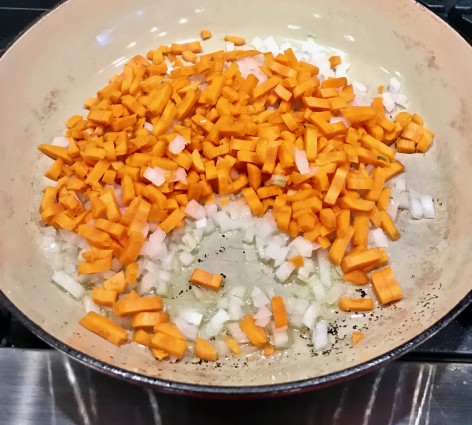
[38,32,436,362]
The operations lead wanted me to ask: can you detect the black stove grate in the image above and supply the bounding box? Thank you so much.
[0,0,471,360]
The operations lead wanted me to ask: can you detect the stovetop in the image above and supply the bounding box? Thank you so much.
[0,1,471,424]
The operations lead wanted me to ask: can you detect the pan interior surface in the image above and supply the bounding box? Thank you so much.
[0,0,471,393]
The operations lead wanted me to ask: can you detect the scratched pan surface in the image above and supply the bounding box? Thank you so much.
[0,0,471,396]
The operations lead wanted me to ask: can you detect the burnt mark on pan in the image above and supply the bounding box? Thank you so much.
[392,31,439,75]
[32,88,62,123]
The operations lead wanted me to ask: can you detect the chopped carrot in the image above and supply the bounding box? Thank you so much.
[195,337,218,361]
[271,296,288,329]
[240,315,269,347]
[113,295,163,316]
[288,255,304,269]
[131,311,169,329]
[190,268,223,291]
[92,287,117,307]
[338,297,375,312]
[343,270,369,285]
[103,271,127,294]
[133,329,152,346]
[263,343,276,357]
[200,29,213,40]
[79,312,128,346]
[38,35,436,363]
[154,322,186,340]
[151,332,187,359]
[125,262,139,285]
[352,331,364,346]
[370,267,403,305]
[341,247,388,273]
[224,337,242,355]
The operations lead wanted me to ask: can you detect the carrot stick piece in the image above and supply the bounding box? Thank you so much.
[190,268,223,291]
[370,267,403,305]
[379,210,400,241]
[151,348,169,360]
[159,208,185,233]
[240,315,269,347]
[133,329,152,346]
[113,296,163,316]
[103,271,127,294]
[151,332,187,359]
[125,262,139,285]
[341,247,388,273]
[288,255,304,269]
[271,296,288,329]
[328,225,355,265]
[79,312,128,346]
[131,311,169,329]
[154,322,186,340]
[242,187,264,216]
[195,337,218,361]
[338,297,375,312]
[324,166,348,205]
[343,270,369,285]
[92,287,118,307]
[224,337,242,355]
[352,331,364,346]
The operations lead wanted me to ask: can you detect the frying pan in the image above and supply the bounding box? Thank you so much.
[0,0,471,397]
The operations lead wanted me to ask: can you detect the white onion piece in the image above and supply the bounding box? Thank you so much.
[275,261,295,282]
[174,317,199,341]
[83,296,100,314]
[389,77,401,94]
[195,217,208,229]
[265,242,289,266]
[251,286,270,307]
[289,236,313,257]
[271,323,289,348]
[138,272,156,295]
[217,297,229,309]
[302,303,320,329]
[228,296,245,320]
[213,339,230,357]
[184,200,206,220]
[294,148,311,174]
[312,320,329,350]
[397,191,410,210]
[228,285,246,298]
[382,91,395,112]
[226,322,249,343]
[324,284,345,304]
[178,309,203,326]
[205,309,230,338]
[394,93,408,108]
[255,315,271,328]
[169,135,188,154]
[52,271,84,299]
[317,250,332,288]
[181,233,197,251]
[409,196,424,220]
[143,166,165,187]
[370,228,390,248]
[298,258,315,280]
[143,122,154,132]
[214,211,233,233]
[253,306,272,321]
[178,251,194,266]
[421,195,435,219]
[287,297,310,317]
[175,167,187,184]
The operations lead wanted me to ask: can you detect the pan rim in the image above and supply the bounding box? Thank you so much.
[1,289,470,397]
